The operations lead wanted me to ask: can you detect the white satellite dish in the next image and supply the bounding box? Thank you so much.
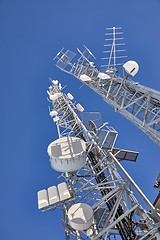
[98,72,111,80]
[123,60,139,77]
[49,110,58,117]
[68,203,94,231]
[80,74,92,82]
[49,92,62,101]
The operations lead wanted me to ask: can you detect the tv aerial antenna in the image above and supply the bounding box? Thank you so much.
[37,80,160,240]
[53,27,160,145]
[101,27,127,73]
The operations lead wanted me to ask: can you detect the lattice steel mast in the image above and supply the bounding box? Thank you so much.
[37,80,160,240]
[53,27,160,145]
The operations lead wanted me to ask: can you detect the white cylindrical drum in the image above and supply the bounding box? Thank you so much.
[47,136,86,172]
[68,203,94,231]
[49,92,62,101]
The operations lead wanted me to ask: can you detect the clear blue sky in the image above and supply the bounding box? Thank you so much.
[0,0,160,239]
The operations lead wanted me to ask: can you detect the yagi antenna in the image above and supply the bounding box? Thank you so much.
[53,48,64,61]
[77,48,91,64]
[101,27,127,72]
[49,77,53,83]
[83,45,96,59]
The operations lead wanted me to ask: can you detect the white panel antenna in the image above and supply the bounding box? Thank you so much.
[48,186,60,205]
[67,93,74,100]
[37,189,49,209]
[57,182,71,201]
[76,103,84,112]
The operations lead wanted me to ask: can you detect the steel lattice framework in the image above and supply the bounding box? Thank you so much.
[39,80,160,240]
[54,27,160,145]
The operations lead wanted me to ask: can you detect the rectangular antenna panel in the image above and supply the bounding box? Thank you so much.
[56,50,76,70]
[37,189,49,209]
[96,129,118,149]
[57,182,71,201]
[48,186,60,205]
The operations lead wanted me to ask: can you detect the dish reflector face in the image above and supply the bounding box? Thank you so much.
[98,72,111,80]
[49,92,62,101]
[68,203,94,230]
[123,60,139,76]
[50,110,58,117]
[80,74,92,82]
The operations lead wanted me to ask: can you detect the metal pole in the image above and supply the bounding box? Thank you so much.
[109,151,160,221]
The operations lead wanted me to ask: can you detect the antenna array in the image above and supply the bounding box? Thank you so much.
[53,27,160,145]
[101,27,127,72]
[37,27,160,240]
[37,80,160,240]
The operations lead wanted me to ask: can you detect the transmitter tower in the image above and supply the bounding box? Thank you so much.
[37,80,160,240]
[53,27,160,145]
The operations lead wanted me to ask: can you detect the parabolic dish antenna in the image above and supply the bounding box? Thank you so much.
[123,60,139,77]
[68,203,94,231]
[98,72,111,80]
[80,74,92,82]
